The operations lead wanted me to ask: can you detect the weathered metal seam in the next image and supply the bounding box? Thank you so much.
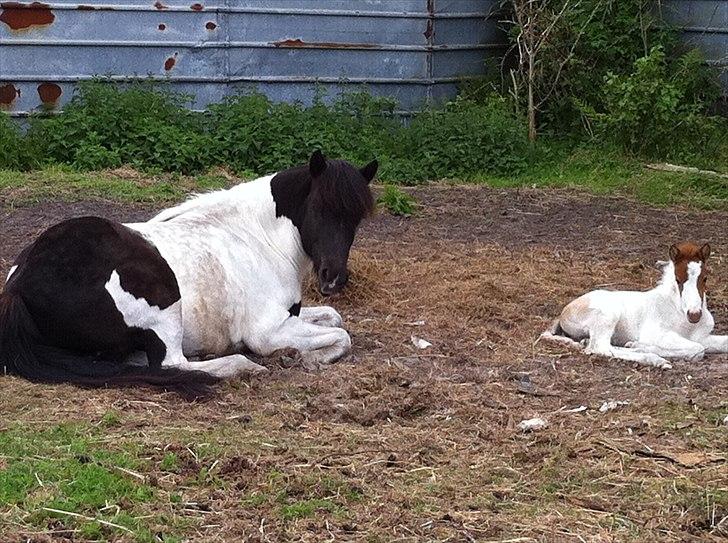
[425,0,434,103]
[7,107,422,117]
[0,40,507,51]
[680,26,728,35]
[2,4,495,19]
[222,0,230,97]
[0,74,474,84]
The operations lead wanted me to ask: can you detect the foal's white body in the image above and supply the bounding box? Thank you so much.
[541,256,728,369]
[116,174,350,376]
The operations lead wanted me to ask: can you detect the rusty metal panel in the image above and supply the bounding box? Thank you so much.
[661,0,728,94]
[0,0,507,116]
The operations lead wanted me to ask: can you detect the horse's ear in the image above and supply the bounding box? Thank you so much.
[669,244,680,262]
[309,150,327,178]
[700,243,711,261]
[360,159,378,184]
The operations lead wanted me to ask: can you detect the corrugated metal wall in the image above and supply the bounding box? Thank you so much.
[0,0,506,116]
[661,0,728,93]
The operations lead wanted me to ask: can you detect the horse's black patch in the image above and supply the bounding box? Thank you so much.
[288,301,301,317]
[6,216,180,355]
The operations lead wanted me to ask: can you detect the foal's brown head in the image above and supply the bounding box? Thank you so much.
[669,242,711,323]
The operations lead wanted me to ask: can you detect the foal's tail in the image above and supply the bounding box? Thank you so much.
[0,292,219,400]
[537,318,584,350]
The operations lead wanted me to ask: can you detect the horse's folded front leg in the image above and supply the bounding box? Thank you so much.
[299,306,343,328]
[253,317,351,367]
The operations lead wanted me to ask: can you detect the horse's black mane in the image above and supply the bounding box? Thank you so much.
[310,159,375,222]
[271,158,374,227]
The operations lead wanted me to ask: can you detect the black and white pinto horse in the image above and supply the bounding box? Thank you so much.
[0,151,377,396]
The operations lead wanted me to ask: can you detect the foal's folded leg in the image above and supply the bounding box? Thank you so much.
[606,347,673,369]
[625,332,705,361]
[697,334,728,354]
[582,318,672,369]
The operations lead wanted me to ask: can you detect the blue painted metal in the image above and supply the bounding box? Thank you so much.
[661,0,728,94]
[0,0,506,116]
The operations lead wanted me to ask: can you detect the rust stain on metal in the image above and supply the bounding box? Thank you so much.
[424,0,435,40]
[272,38,376,50]
[0,2,55,30]
[153,1,167,9]
[37,82,62,106]
[423,19,433,39]
[0,83,19,109]
[164,53,177,71]
[190,3,203,10]
[158,22,166,30]
[205,21,216,30]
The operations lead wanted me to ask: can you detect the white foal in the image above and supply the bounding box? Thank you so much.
[540,242,728,369]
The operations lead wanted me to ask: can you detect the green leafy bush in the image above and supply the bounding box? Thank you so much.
[15,81,528,181]
[206,91,399,174]
[377,185,418,216]
[495,0,724,159]
[27,82,210,173]
[0,114,34,170]
[540,0,678,131]
[395,96,527,181]
[595,46,725,158]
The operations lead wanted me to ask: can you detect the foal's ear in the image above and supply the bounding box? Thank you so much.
[669,244,681,262]
[360,159,378,184]
[700,243,711,261]
[309,150,327,178]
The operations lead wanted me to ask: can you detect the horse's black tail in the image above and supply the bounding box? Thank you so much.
[0,291,220,400]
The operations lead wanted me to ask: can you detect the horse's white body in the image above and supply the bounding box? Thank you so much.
[541,259,728,369]
[119,174,350,377]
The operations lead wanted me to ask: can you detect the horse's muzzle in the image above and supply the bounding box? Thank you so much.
[318,269,348,296]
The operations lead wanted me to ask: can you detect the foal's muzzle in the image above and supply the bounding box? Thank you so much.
[687,310,702,324]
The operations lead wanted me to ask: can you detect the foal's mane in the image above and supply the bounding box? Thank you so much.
[656,260,676,287]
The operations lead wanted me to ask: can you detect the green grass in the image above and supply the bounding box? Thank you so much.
[0,423,180,541]
[280,498,340,520]
[0,166,235,206]
[236,469,364,523]
[471,143,728,210]
[1,143,726,210]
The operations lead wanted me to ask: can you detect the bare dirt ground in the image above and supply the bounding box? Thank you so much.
[1,185,727,542]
